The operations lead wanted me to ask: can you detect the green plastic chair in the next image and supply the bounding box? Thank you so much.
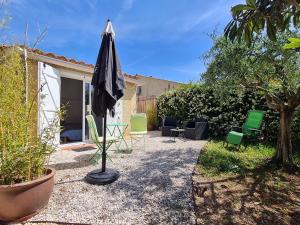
[226,110,265,148]
[86,115,118,164]
[130,113,147,150]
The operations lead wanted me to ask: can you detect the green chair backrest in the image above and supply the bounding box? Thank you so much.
[86,115,100,143]
[130,113,147,132]
[242,110,265,135]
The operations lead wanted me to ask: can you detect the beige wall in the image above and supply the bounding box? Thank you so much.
[122,82,137,136]
[30,59,137,139]
[136,76,183,98]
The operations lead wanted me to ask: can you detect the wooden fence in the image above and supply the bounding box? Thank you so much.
[137,95,157,113]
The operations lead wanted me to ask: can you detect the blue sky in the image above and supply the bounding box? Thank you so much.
[4,0,242,83]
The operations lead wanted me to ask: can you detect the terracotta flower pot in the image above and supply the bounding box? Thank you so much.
[0,168,55,223]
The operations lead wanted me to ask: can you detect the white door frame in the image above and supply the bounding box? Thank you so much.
[60,69,92,142]
[37,62,61,145]
[83,77,92,142]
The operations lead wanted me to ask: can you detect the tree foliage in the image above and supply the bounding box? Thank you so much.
[225,0,300,44]
[203,32,300,100]
[202,32,300,165]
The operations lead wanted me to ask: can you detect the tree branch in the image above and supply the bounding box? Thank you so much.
[32,27,47,49]
[265,94,281,111]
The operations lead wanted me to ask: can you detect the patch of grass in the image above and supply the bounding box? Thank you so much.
[194,141,300,225]
[198,141,275,176]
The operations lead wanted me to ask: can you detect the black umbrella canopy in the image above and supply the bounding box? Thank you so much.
[92,20,125,117]
[86,20,125,185]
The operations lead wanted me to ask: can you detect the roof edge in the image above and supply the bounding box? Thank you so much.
[24,49,143,85]
[134,74,184,84]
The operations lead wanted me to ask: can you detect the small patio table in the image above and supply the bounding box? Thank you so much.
[107,122,130,152]
[170,128,186,142]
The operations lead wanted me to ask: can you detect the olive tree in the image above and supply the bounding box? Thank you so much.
[225,0,300,44]
[203,33,300,166]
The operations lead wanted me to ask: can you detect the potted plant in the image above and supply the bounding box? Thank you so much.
[0,47,61,222]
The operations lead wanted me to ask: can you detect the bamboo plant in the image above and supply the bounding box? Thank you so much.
[0,46,62,185]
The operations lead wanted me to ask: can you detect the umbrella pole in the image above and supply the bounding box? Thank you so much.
[102,111,107,172]
[85,110,119,185]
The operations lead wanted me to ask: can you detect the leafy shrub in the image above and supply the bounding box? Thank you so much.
[198,141,275,176]
[0,47,61,185]
[157,84,300,144]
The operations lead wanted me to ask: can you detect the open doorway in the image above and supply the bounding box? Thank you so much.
[60,77,83,144]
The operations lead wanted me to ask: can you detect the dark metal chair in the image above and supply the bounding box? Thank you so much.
[161,117,178,136]
[183,118,208,140]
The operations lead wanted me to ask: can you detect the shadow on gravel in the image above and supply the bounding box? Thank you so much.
[71,147,97,152]
[146,131,161,138]
[50,153,95,171]
[107,147,200,223]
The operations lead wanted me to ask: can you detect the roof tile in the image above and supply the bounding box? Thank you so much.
[29,48,136,79]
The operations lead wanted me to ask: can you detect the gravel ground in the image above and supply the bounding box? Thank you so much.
[29,131,206,225]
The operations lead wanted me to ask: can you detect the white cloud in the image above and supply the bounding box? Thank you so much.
[114,0,135,29]
[157,60,206,83]
[166,0,243,35]
[114,22,138,39]
[125,51,156,68]
[4,0,24,5]
[111,0,244,42]
[85,0,97,11]
[123,0,134,11]
[7,0,242,43]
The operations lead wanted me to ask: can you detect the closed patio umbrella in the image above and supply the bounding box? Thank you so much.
[85,20,125,185]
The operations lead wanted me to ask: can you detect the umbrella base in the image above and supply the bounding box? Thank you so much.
[85,168,120,185]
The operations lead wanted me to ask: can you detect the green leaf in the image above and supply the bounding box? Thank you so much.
[231,4,255,16]
[252,17,261,33]
[283,14,292,31]
[266,19,277,41]
[246,0,256,7]
[284,43,300,49]
[287,38,300,43]
[236,26,244,42]
[243,22,252,44]
[284,37,300,49]
[229,23,238,41]
[224,20,235,39]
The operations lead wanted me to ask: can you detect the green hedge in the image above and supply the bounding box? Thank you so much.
[157,84,300,144]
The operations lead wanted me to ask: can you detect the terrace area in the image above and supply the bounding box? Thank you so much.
[30,131,206,225]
